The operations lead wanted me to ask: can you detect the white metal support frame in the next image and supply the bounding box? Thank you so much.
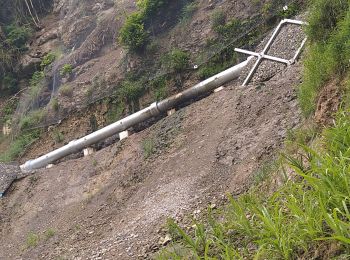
[235,19,308,86]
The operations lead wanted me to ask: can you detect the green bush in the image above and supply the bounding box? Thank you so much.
[151,76,168,100]
[60,64,73,77]
[118,79,145,103]
[40,52,56,68]
[118,0,169,52]
[4,24,31,51]
[142,138,155,158]
[137,0,167,17]
[119,13,149,52]
[211,10,226,31]
[25,232,39,248]
[180,2,198,22]
[29,71,45,100]
[1,74,18,95]
[214,18,241,40]
[162,49,190,73]
[50,97,59,111]
[59,84,73,97]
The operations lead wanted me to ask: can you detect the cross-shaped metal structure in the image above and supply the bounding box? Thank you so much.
[235,19,308,86]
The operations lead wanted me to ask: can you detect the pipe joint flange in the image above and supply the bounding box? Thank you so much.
[149,102,160,117]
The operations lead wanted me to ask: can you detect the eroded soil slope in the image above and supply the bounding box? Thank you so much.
[0,62,302,259]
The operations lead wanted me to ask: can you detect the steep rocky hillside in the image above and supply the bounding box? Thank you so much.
[0,0,310,259]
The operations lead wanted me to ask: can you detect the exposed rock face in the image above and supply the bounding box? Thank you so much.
[315,79,341,126]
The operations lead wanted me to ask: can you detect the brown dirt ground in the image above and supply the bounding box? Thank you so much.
[0,62,302,259]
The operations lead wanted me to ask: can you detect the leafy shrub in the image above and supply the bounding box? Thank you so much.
[59,84,73,97]
[118,79,145,103]
[119,13,149,52]
[40,52,56,68]
[214,19,241,39]
[44,228,56,240]
[51,129,64,143]
[50,97,59,111]
[151,76,168,100]
[29,71,45,100]
[25,232,39,248]
[180,2,198,22]
[4,24,31,51]
[137,0,167,17]
[142,138,155,158]
[1,74,18,95]
[211,10,226,31]
[118,0,169,52]
[162,49,190,73]
[60,64,73,77]
[307,0,348,43]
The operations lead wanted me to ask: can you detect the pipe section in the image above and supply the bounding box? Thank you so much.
[20,58,251,172]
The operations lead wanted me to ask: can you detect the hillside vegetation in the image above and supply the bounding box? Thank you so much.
[158,0,350,259]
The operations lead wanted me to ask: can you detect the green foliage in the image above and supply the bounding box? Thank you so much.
[180,2,198,22]
[211,10,226,31]
[151,76,168,100]
[59,84,73,97]
[307,0,348,43]
[18,109,46,131]
[105,101,124,124]
[44,228,56,240]
[277,3,300,19]
[0,99,18,124]
[162,49,190,73]
[142,138,155,158]
[161,109,350,259]
[60,64,73,77]
[1,74,18,95]
[214,18,241,40]
[4,24,31,51]
[50,97,59,111]
[118,79,145,103]
[119,13,149,52]
[29,71,45,100]
[197,52,237,80]
[26,232,39,248]
[118,0,169,52]
[137,0,166,17]
[40,52,56,68]
[299,0,350,116]
[0,129,41,162]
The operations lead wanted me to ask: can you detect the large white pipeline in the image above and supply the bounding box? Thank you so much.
[20,57,251,172]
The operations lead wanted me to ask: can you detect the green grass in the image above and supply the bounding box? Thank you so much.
[159,110,350,259]
[0,130,41,162]
[44,228,56,240]
[142,138,155,158]
[299,0,350,116]
[25,232,39,248]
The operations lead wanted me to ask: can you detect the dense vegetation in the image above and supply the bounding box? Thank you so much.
[158,0,350,259]
[119,0,171,52]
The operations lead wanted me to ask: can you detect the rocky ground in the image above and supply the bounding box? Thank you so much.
[0,1,307,259]
[0,59,303,259]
